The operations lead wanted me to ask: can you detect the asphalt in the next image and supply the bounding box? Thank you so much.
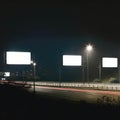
[0,84,120,120]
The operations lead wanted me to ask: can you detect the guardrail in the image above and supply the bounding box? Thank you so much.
[27,81,120,91]
[0,80,31,88]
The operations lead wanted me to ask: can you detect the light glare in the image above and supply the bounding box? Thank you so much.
[86,44,93,51]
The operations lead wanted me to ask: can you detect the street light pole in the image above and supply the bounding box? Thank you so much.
[86,44,93,83]
[31,60,36,93]
[33,62,36,93]
[86,52,89,82]
[82,56,85,83]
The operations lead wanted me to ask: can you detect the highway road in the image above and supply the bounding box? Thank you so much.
[28,86,120,119]
[30,86,120,105]
[0,84,120,119]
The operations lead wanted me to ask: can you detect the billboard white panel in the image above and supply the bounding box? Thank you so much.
[63,55,82,66]
[6,51,31,65]
[102,57,118,68]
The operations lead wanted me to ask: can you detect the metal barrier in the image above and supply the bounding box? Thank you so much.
[26,81,120,91]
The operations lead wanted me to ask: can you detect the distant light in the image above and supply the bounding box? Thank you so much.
[102,57,118,68]
[1,78,6,80]
[4,72,10,77]
[6,51,31,65]
[33,62,36,66]
[31,61,36,66]
[63,55,82,66]
[86,44,93,52]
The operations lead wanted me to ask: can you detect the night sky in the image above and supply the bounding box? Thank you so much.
[0,3,120,81]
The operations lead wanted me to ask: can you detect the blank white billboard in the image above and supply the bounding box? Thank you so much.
[102,57,118,68]
[6,51,31,65]
[63,55,82,66]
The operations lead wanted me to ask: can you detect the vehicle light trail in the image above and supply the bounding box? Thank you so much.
[34,86,120,96]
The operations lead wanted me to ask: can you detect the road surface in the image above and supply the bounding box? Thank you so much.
[0,84,120,119]
[30,86,120,104]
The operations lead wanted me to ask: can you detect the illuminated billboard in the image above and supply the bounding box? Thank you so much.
[63,55,82,66]
[6,51,31,65]
[102,57,118,68]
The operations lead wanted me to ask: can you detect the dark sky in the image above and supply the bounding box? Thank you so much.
[0,3,120,81]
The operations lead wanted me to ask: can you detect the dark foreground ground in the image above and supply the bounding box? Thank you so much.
[0,84,120,120]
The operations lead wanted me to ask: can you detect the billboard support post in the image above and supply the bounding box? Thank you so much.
[118,64,120,83]
[99,63,101,81]
[59,66,61,87]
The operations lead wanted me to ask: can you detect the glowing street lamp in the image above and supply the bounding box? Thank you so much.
[86,44,93,82]
[86,44,93,51]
